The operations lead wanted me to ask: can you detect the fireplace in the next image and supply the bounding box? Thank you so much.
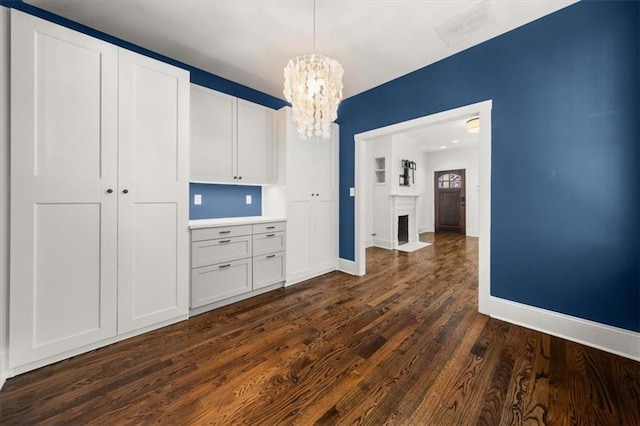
[398,215,409,245]
[389,195,430,252]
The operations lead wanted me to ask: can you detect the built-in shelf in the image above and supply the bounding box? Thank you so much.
[374,157,386,184]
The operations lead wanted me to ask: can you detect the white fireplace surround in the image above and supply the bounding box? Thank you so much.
[391,195,418,249]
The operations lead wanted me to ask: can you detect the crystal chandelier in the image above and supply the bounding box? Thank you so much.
[283,1,344,140]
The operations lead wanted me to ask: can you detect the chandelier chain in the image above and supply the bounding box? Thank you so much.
[283,0,344,140]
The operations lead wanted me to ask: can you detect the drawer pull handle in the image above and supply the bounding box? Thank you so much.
[218,239,231,244]
[266,254,276,258]
[266,226,276,229]
[219,264,231,269]
[219,230,231,234]
[266,234,276,237]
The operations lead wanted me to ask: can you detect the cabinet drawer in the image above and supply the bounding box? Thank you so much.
[192,235,252,268]
[252,221,286,235]
[192,224,252,242]
[253,231,286,256]
[191,258,252,308]
[253,252,285,290]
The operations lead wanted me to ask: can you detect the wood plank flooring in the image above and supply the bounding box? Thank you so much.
[1,233,639,425]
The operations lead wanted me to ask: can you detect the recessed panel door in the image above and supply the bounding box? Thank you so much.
[237,99,275,184]
[190,85,236,183]
[117,49,189,334]
[9,10,118,367]
[313,127,338,272]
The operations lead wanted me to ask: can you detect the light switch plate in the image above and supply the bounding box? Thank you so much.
[246,195,252,204]
[194,194,202,205]
[349,187,355,197]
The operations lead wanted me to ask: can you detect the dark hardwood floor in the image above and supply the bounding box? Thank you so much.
[1,233,639,425]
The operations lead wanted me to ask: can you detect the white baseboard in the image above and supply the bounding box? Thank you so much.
[490,296,640,361]
[372,238,393,250]
[466,229,479,237]
[418,227,432,234]
[8,314,189,376]
[338,258,360,276]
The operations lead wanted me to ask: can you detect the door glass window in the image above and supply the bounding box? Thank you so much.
[438,173,461,189]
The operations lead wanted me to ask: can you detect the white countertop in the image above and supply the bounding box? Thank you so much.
[189,216,286,229]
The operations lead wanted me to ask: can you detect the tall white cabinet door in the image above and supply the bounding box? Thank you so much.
[285,130,314,282]
[312,126,338,272]
[190,85,236,183]
[9,10,118,367]
[117,50,189,334]
[237,99,275,184]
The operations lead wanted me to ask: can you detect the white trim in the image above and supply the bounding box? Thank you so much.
[466,229,479,238]
[418,226,431,234]
[7,314,188,377]
[354,100,492,310]
[490,297,640,361]
[0,6,9,390]
[372,238,393,250]
[337,258,359,276]
[189,282,284,317]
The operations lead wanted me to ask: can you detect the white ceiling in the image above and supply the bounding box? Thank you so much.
[404,114,479,152]
[25,0,577,100]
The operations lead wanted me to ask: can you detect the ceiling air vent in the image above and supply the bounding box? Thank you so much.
[436,1,497,47]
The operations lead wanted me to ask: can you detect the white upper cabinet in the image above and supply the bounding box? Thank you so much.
[237,99,275,184]
[190,84,276,184]
[190,86,236,183]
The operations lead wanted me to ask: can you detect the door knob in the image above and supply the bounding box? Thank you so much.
[122,189,129,194]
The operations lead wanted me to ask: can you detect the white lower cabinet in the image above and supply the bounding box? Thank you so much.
[190,220,286,313]
[192,258,253,308]
[253,252,286,290]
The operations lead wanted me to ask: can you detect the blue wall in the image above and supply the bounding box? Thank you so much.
[189,183,261,220]
[337,1,640,332]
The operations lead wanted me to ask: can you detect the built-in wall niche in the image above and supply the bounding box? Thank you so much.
[374,157,386,184]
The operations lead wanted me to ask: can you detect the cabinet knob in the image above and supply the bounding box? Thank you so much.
[122,189,129,194]
[106,189,113,194]
[233,176,237,179]
[238,176,242,180]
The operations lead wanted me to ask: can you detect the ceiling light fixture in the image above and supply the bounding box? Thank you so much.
[440,145,447,149]
[452,139,460,144]
[283,0,344,140]
[466,117,480,133]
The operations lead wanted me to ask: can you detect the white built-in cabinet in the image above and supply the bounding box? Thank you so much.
[190,84,276,184]
[9,10,189,372]
[278,107,338,285]
[190,221,286,313]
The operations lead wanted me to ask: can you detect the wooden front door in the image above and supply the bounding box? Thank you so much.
[435,169,466,234]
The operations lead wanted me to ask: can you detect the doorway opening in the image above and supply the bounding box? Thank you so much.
[353,100,492,314]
